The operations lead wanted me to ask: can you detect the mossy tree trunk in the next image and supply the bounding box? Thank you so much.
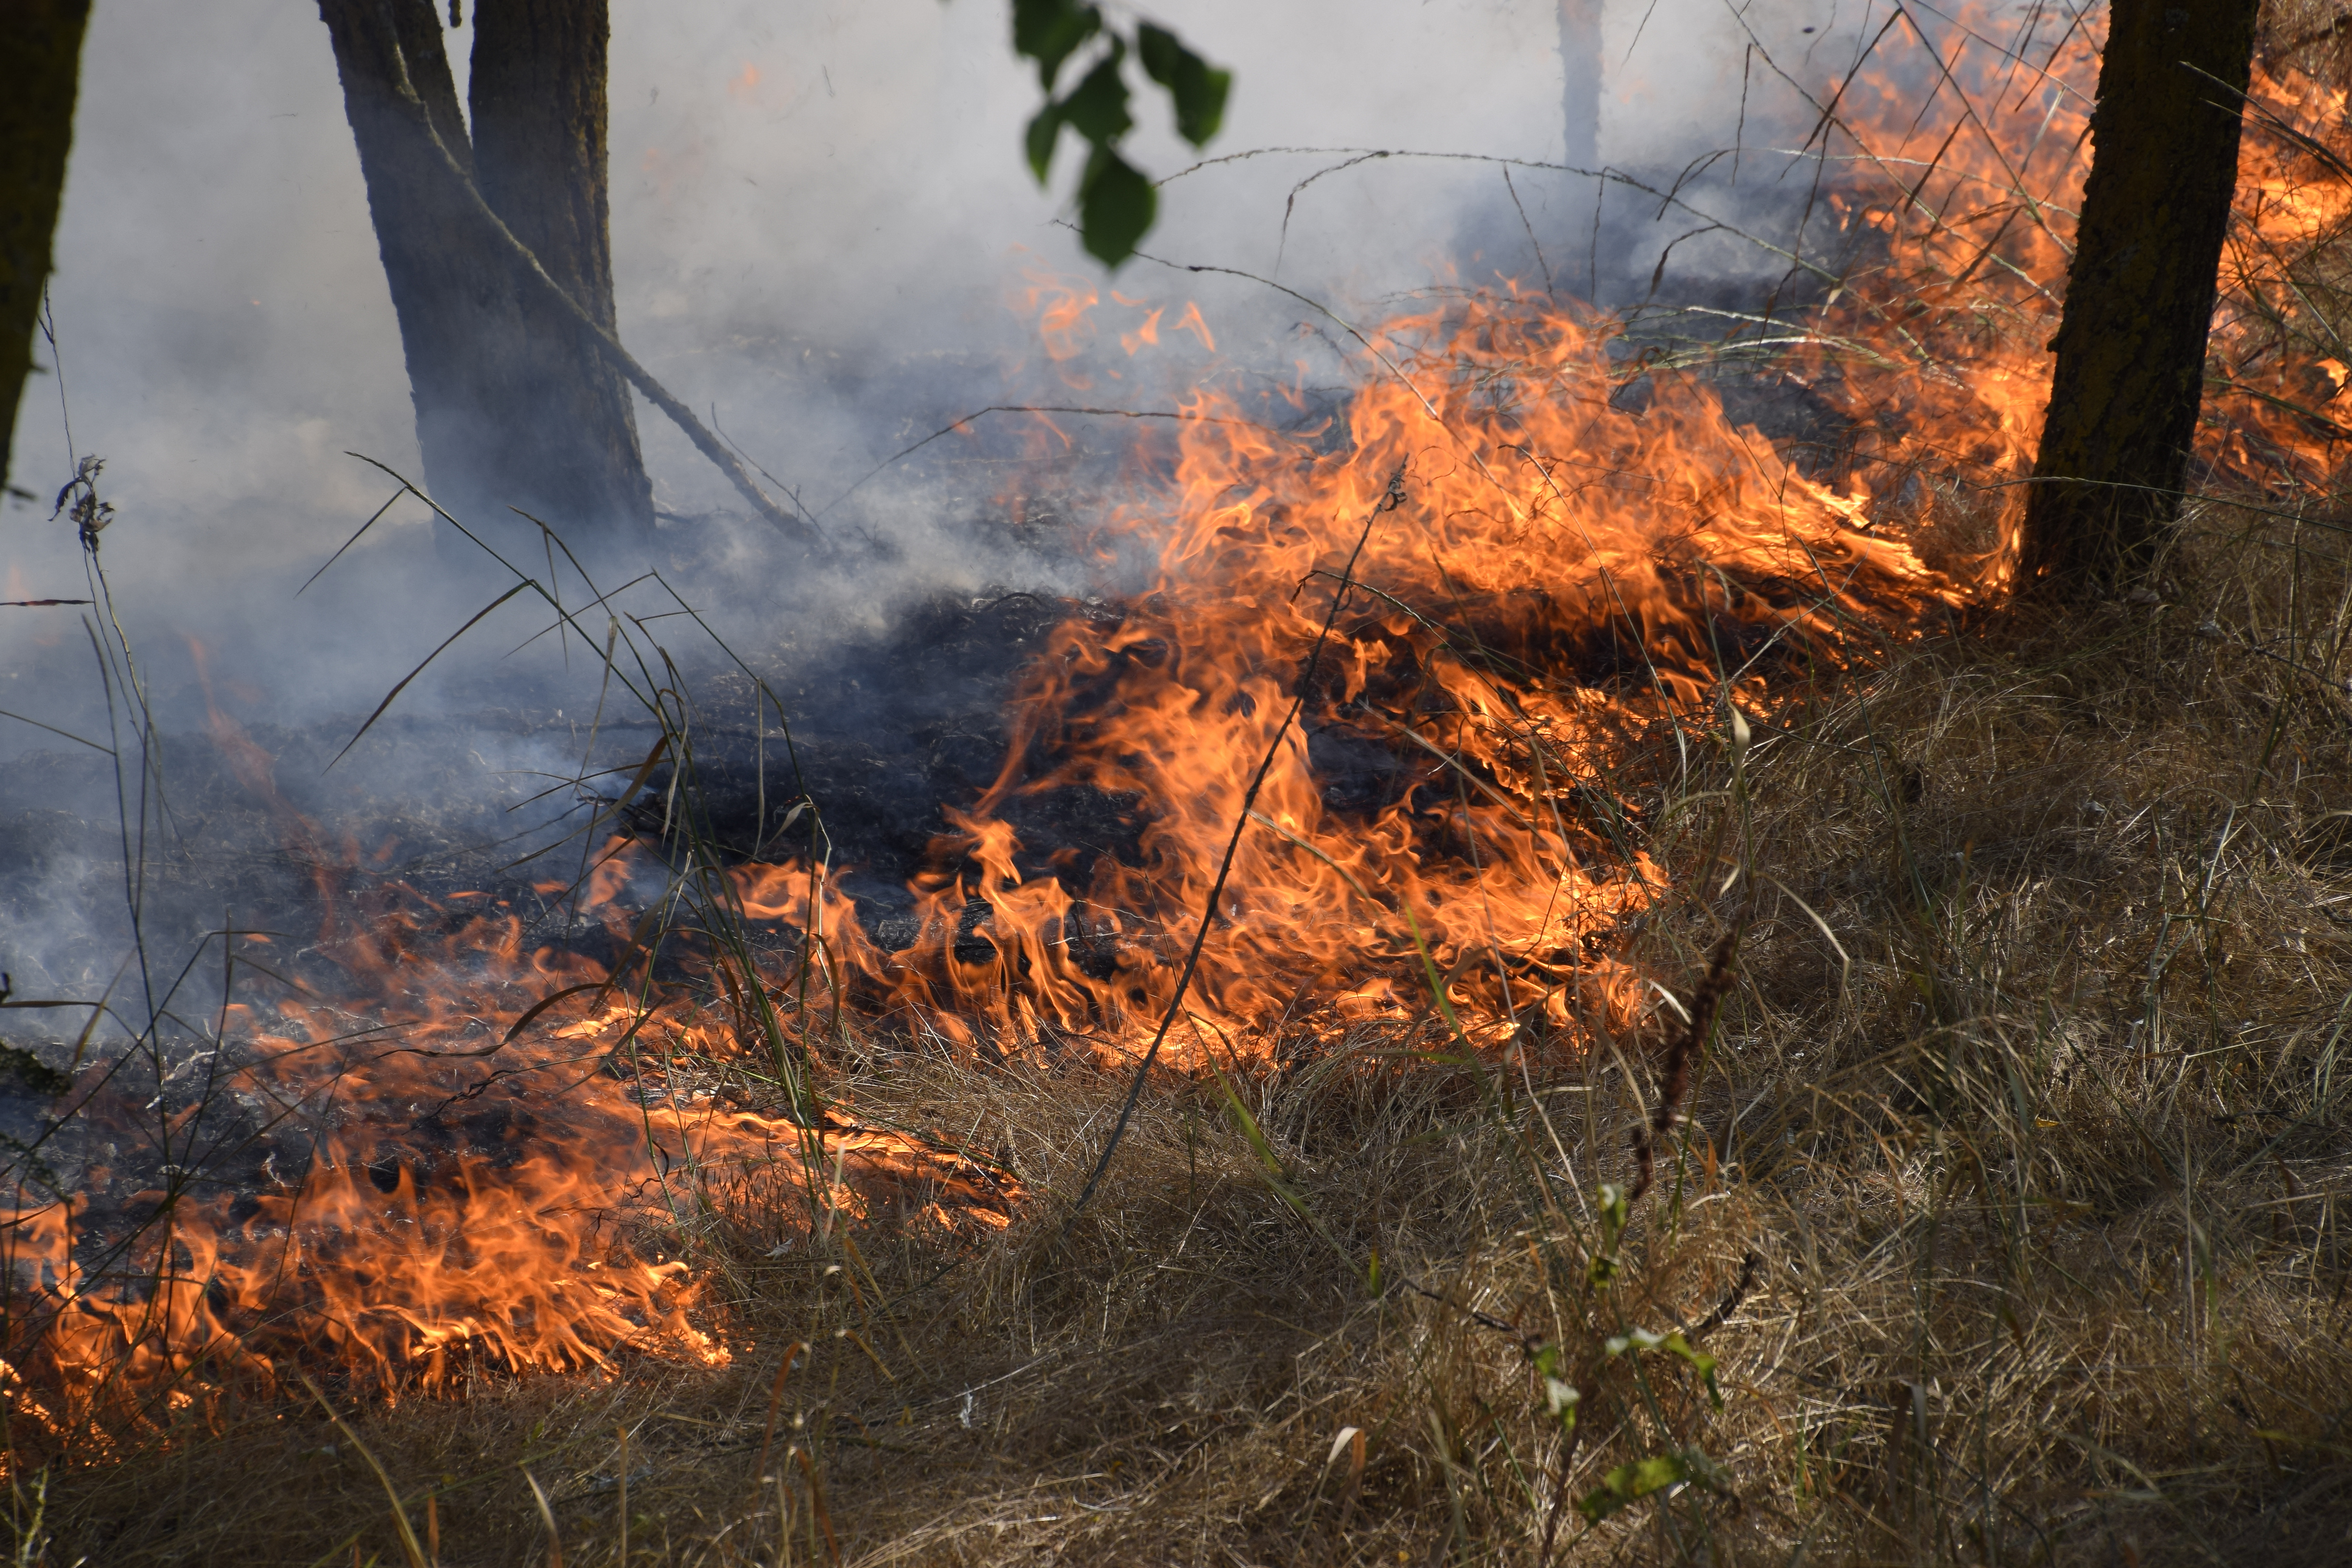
[2018,0,2262,598]
[317,0,652,550]
[0,0,92,492]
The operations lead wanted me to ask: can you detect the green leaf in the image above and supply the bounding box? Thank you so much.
[1542,1377,1580,1430]
[1532,1342,1580,1431]
[1136,23,1230,146]
[1132,26,1183,86]
[1659,1329,1724,1409]
[1077,147,1155,267]
[1058,47,1133,145]
[1601,1326,1723,1409]
[1576,1452,1689,1524]
[1588,1179,1629,1288]
[1010,0,1101,92]
[1024,101,1064,183]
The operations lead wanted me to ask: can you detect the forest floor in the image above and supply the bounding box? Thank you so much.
[19,506,2352,1567]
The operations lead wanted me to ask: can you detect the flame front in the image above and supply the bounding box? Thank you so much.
[816,298,1961,1050]
[752,16,2352,1055]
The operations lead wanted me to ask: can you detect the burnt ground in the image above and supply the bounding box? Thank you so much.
[0,349,1896,1315]
[622,589,1147,956]
[624,583,1456,974]
[0,581,1217,1266]
[0,565,1443,1287]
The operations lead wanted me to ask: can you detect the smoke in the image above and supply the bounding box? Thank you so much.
[0,0,1890,995]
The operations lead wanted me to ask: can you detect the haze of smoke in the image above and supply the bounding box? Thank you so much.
[0,0,1884,1007]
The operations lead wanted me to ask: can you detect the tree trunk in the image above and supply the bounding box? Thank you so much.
[0,0,92,492]
[316,0,651,550]
[2018,0,2262,598]
[469,0,651,533]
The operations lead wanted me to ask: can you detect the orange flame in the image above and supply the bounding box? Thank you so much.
[1,864,1010,1466]
[724,10,2352,1060]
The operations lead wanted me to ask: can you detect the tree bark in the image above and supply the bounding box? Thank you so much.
[469,0,651,533]
[316,0,651,547]
[0,0,92,492]
[2018,0,2262,598]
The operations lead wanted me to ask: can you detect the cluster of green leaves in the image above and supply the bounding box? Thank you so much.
[1585,1179,1630,1286]
[1577,1447,1731,1525]
[1533,1185,1731,1529]
[1010,0,1230,266]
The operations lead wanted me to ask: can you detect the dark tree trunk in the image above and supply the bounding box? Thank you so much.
[317,0,527,522]
[316,0,651,548]
[2018,0,2262,598]
[469,0,651,532]
[0,0,92,491]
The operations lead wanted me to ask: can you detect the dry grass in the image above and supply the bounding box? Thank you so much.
[18,497,2352,1567]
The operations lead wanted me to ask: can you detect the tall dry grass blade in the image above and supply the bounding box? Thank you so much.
[790,1449,841,1566]
[1063,475,1396,1228]
[522,1468,562,1568]
[753,1343,810,1484]
[295,1373,429,1568]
